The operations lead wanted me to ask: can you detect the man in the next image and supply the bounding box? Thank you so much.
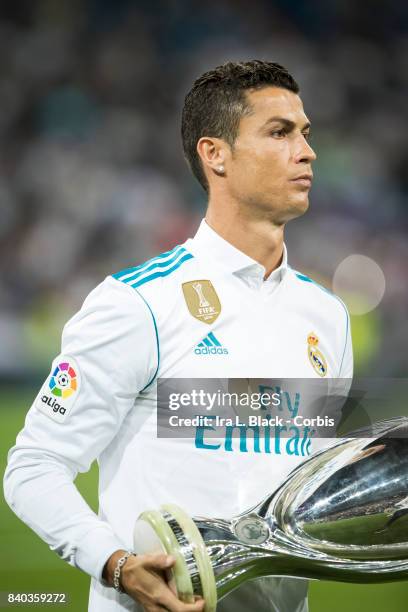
[4,60,352,611]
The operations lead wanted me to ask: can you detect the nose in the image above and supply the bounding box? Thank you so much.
[294,137,316,164]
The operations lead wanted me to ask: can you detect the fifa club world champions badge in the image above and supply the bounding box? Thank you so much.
[182,280,221,324]
[307,332,327,377]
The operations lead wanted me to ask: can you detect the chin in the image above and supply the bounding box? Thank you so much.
[298,196,310,211]
[288,195,310,218]
[252,193,310,223]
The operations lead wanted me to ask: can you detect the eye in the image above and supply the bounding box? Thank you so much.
[303,132,312,142]
[270,128,286,138]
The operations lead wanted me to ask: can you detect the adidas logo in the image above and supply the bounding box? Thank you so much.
[194,331,228,355]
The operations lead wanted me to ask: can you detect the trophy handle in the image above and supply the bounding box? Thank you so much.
[134,504,217,612]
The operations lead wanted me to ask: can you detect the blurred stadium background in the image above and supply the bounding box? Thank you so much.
[1,0,407,610]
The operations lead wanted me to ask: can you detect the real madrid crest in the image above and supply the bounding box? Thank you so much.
[307,332,327,377]
[182,280,221,324]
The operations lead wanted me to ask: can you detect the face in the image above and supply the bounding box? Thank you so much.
[225,86,316,224]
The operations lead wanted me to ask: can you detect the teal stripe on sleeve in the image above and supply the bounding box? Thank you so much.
[130,253,194,288]
[112,245,183,281]
[120,247,186,284]
[131,287,160,392]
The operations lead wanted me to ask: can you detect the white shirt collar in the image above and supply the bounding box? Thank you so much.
[188,219,288,287]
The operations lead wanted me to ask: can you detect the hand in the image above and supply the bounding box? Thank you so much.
[103,550,206,612]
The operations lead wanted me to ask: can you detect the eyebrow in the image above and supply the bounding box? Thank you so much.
[262,116,311,131]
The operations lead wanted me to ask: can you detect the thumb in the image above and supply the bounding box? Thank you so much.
[143,553,176,570]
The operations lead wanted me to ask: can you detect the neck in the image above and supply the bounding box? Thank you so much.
[205,200,285,279]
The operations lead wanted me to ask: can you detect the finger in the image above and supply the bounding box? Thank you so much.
[156,588,205,612]
[143,553,176,571]
[181,599,205,612]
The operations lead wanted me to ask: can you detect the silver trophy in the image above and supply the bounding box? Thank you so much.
[133,418,408,611]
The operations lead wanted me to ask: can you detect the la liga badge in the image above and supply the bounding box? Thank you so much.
[35,355,81,423]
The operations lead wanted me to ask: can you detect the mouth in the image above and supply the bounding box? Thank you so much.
[291,175,313,188]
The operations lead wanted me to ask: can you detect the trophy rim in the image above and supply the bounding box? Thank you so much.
[161,504,217,612]
[136,504,217,612]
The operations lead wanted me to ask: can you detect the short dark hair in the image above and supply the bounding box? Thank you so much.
[181,60,299,192]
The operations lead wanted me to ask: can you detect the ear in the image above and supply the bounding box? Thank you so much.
[196,136,227,178]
